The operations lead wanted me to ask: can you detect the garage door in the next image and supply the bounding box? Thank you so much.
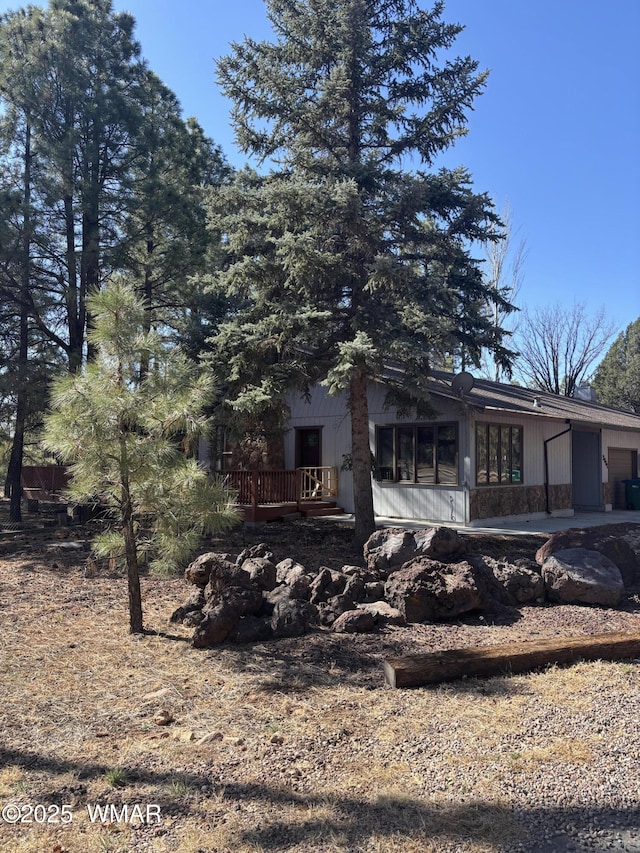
[608,448,636,509]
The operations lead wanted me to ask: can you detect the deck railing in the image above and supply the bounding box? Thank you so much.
[225,467,338,509]
[299,466,338,500]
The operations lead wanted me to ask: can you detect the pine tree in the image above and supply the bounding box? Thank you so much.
[114,72,233,369]
[0,1,231,519]
[211,0,513,545]
[43,281,240,634]
[593,319,640,414]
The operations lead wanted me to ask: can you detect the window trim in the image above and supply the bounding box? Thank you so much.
[475,421,523,486]
[375,422,459,486]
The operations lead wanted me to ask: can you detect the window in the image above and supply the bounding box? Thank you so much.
[476,423,522,485]
[375,424,458,485]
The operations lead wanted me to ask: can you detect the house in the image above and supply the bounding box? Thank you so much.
[284,369,640,526]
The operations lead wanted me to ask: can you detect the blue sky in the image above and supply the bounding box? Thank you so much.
[2,0,639,338]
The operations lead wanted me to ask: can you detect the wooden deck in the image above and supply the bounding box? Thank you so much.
[225,467,344,522]
[21,465,70,509]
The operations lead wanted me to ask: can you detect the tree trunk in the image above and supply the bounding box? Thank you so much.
[119,433,143,633]
[349,366,375,548]
[7,398,25,522]
[123,511,144,634]
[8,123,33,521]
[81,155,100,365]
[64,189,83,373]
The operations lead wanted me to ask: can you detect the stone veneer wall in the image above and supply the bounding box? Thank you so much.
[469,484,573,521]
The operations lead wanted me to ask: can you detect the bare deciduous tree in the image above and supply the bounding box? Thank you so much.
[482,201,527,382]
[514,301,617,397]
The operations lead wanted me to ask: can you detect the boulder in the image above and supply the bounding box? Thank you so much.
[192,604,237,647]
[185,552,238,587]
[494,559,544,605]
[343,574,366,603]
[364,527,465,575]
[332,609,376,634]
[341,564,380,583]
[363,528,418,575]
[181,610,204,628]
[203,582,264,619]
[170,586,205,624]
[309,568,346,604]
[470,555,544,606]
[241,557,277,591]
[270,596,317,638]
[536,529,639,588]
[541,548,624,606]
[317,593,357,626]
[358,600,406,626]
[235,543,275,566]
[384,558,483,623]
[203,562,252,599]
[227,616,273,644]
[275,558,312,599]
[364,580,386,600]
[276,557,307,584]
[413,527,466,561]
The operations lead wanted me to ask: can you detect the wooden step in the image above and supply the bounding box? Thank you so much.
[301,501,345,518]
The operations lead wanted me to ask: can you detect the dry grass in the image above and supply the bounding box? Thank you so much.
[1,517,640,852]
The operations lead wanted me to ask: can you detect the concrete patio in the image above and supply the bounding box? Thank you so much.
[323,509,640,536]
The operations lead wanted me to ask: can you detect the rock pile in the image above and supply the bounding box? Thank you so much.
[171,525,639,647]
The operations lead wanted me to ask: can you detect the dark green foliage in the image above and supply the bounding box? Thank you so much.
[593,319,640,414]
[210,0,514,543]
[0,0,232,517]
[43,281,240,633]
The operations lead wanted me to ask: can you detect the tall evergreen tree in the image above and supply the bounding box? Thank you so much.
[0,0,145,372]
[0,111,62,519]
[212,0,513,544]
[114,75,232,371]
[0,0,231,518]
[593,319,640,414]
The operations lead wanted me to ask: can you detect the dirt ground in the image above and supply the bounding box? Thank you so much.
[1,511,640,853]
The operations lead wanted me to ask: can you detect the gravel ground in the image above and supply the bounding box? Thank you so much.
[1,516,640,853]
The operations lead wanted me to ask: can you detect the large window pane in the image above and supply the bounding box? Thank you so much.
[376,427,394,481]
[500,425,511,484]
[476,423,488,484]
[416,426,435,483]
[488,425,500,483]
[511,427,522,483]
[376,423,460,485]
[475,422,523,486]
[396,427,415,481]
[437,425,457,484]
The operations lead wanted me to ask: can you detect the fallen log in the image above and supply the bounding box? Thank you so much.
[383,630,640,689]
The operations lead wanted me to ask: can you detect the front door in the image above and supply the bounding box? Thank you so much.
[572,430,602,511]
[296,428,322,469]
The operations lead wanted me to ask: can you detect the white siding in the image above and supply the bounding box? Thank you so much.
[287,382,468,521]
[286,384,354,511]
[287,382,640,523]
[373,482,467,524]
[602,429,640,452]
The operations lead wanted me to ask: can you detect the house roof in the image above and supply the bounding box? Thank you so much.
[383,366,640,432]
